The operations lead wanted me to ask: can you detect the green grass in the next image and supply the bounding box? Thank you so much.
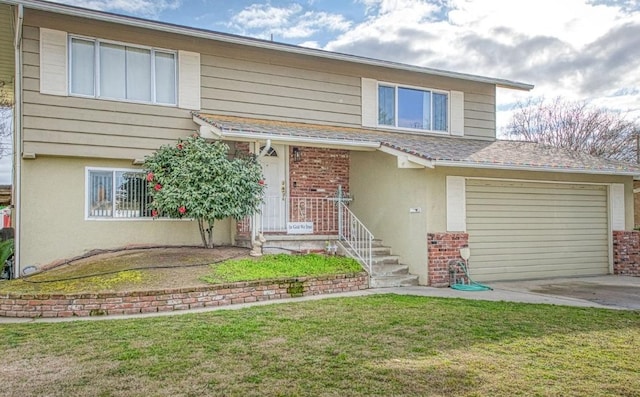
[1,295,638,397]
[200,253,363,284]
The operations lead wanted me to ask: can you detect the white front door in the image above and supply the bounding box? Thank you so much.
[260,144,287,231]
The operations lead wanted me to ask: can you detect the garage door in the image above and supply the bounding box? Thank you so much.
[466,179,609,282]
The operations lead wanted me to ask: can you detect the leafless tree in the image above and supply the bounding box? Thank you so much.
[506,97,640,163]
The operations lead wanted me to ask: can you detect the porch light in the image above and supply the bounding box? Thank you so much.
[292,147,302,162]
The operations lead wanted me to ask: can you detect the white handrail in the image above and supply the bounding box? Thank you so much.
[338,202,373,274]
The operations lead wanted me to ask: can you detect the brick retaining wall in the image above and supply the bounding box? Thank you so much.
[0,273,369,318]
[427,232,469,287]
[612,231,640,276]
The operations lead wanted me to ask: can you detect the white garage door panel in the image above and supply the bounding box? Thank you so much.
[466,180,609,282]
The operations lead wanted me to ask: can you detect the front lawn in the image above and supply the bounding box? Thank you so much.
[1,295,638,396]
[200,253,362,284]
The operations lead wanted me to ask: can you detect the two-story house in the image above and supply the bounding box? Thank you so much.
[2,0,639,285]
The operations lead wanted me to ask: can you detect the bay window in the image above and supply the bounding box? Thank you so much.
[70,37,177,105]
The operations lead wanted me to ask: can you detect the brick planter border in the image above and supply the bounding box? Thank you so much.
[0,272,369,318]
[427,232,469,287]
[613,231,640,276]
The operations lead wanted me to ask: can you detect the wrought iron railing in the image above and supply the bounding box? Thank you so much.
[238,187,373,275]
[238,196,340,235]
[337,201,373,274]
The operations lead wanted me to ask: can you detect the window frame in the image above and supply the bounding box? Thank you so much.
[69,35,178,106]
[376,82,450,134]
[85,167,156,221]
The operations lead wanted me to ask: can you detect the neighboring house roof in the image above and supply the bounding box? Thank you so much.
[1,0,533,91]
[193,113,640,176]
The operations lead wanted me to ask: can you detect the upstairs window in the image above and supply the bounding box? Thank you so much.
[87,169,154,219]
[378,84,448,132]
[70,37,177,105]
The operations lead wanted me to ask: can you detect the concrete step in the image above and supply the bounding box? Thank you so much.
[370,274,420,288]
[371,246,392,256]
[371,255,400,266]
[372,263,410,276]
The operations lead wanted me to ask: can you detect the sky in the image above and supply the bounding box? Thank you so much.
[2,0,640,183]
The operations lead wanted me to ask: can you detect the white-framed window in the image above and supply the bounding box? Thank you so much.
[378,83,449,132]
[69,36,177,105]
[86,168,154,219]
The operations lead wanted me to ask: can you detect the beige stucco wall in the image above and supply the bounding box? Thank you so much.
[19,156,232,269]
[350,151,430,283]
[350,150,635,284]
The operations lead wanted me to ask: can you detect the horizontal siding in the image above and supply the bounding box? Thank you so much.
[466,180,609,281]
[23,129,176,150]
[200,55,361,126]
[463,92,495,139]
[0,5,14,104]
[21,24,194,158]
[23,142,156,159]
[22,9,501,158]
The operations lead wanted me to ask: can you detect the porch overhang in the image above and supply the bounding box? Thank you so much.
[378,145,434,169]
[193,113,380,151]
[193,113,640,177]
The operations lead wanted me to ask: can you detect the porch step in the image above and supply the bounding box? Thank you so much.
[338,239,420,288]
[372,263,410,276]
[371,246,392,256]
[370,274,420,288]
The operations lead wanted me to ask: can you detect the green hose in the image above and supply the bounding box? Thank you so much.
[449,260,493,291]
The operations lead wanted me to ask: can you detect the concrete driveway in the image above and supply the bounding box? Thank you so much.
[388,275,640,311]
[488,275,640,310]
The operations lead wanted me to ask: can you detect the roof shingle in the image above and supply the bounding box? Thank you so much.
[193,113,640,175]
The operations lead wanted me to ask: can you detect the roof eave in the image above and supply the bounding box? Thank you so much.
[434,160,640,176]
[4,0,534,91]
[221,130,381,150]
[193,114,380,150]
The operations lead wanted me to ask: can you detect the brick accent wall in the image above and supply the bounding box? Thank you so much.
[0,273,368,318]
[234,142,251,156]
[427,232,469,287]
[289,147,349,198]
[289,147,349,233]
[612,231,640,276]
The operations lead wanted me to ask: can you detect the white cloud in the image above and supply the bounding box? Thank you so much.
[231,3,303,30]
[48,0,181,18]
[325,0,640,128]
[229,3,351,40]
[298,40,321,49]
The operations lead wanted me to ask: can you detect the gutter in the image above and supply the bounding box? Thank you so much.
[220,131,381,149]
[192,114,380,150]
[434,160,640,176]
[3,0,534,91]
[12,3,23,277]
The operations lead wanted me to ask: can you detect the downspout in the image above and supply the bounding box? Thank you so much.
[257,139,271,158]
[252,139,271,244]
[13,4,23,278]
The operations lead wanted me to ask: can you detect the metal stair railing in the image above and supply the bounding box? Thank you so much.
[338,201,373,274]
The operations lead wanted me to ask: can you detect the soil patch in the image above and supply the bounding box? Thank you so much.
[0,246,251,294]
